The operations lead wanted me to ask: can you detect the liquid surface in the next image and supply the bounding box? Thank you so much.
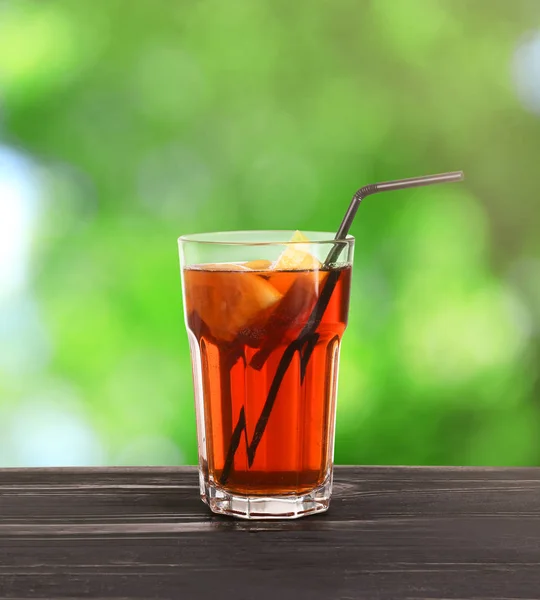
[184,264,351,495]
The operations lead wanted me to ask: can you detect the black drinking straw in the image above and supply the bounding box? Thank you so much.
[325,171,464,267]
[219,170,465,486]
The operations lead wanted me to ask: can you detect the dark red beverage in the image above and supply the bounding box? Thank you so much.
[183,263,351,496]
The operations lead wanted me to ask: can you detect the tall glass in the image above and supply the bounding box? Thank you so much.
[179,231,354,519]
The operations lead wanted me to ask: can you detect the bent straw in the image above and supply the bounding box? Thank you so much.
[219,170,465,485]
[325,171,464,267]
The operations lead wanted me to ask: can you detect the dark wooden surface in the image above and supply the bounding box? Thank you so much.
[1,467,539,600]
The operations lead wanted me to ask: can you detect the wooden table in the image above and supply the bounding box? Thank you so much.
[1,466,539,599]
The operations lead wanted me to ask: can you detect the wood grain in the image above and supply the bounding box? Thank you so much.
[0,466,539,599]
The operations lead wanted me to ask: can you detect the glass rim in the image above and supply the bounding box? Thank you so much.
[178,230,355,246]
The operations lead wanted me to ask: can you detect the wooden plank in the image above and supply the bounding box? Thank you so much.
[0,466,539,599]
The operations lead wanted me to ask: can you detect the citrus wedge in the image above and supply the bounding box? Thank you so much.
[245,259,273,271]
[195,263,249,271]
[273,230,322,271]
[185,267,283,342]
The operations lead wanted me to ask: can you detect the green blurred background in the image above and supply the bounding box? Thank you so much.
[1,0,539,467]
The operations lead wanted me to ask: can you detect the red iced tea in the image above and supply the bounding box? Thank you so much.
[184,263,351,496]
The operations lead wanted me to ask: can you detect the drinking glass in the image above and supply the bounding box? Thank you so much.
[179,231,354,519]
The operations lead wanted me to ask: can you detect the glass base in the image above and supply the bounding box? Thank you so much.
[201,475,332,520]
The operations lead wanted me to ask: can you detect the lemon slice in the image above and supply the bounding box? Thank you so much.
[196,263,249,271]
[273,231,322,271]
[186,268,283,341]
[245,259,273,270]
